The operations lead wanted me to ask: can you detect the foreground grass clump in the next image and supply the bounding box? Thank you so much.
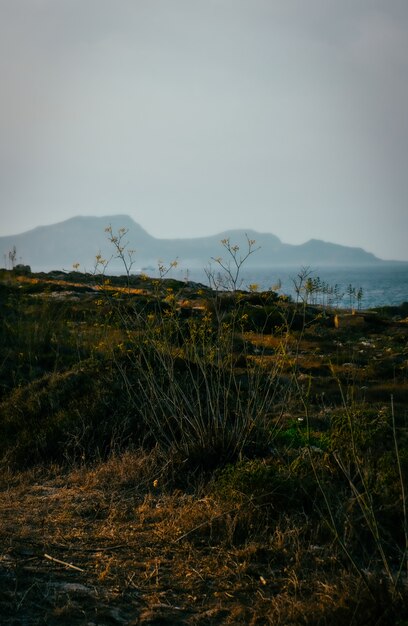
[1,264,408,624]
[0,358,139,466]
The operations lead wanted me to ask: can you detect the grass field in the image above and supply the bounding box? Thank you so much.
[1,265,408,625]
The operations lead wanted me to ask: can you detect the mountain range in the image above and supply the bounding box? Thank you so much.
[0,214,396,274]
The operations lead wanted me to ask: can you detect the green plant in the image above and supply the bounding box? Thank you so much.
[276,420,329,450]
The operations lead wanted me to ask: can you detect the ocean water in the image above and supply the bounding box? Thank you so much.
[168,263,408,310]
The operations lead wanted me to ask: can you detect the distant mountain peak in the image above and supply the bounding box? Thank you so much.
[71,214,150,232]
[0,214,392,272]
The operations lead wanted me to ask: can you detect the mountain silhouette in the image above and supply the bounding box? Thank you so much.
[0,214,388,273]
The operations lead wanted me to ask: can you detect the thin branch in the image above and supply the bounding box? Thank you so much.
[44,553,85,572]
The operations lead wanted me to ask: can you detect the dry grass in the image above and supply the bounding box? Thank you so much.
[2,270,408,623]
[1,451,405,625]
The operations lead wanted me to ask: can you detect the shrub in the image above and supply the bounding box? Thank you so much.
[0,358,137,468]
[95,229,291,468]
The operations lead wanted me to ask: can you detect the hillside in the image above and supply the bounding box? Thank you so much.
[1,269,408,624]
[0,215,383,273]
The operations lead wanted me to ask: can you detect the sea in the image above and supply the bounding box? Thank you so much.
[160,263,408,310]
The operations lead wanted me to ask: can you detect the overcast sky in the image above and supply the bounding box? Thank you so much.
[0,0,407,260]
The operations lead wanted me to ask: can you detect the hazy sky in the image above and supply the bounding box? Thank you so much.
[1,1,407,260]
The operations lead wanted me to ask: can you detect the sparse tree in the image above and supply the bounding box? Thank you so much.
[205,235,260,292]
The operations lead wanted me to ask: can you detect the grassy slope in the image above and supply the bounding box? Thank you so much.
[1,269,408,624]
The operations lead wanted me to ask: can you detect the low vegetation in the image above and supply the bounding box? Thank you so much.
[1,238,408,624]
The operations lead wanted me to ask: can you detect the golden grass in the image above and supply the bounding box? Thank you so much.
[0,452,403,625]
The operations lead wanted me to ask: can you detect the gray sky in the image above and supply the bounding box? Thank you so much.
[1,0,407,260]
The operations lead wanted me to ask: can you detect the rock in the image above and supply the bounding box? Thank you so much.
[334,313,366,329]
